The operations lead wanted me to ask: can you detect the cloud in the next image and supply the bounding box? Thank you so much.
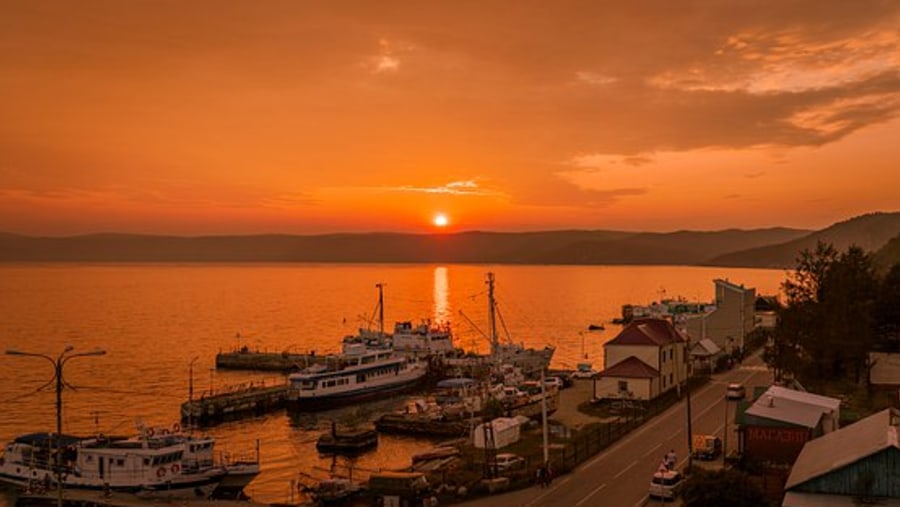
[370,37,402,74]
[385,180,504,196]
[744,171,766,179]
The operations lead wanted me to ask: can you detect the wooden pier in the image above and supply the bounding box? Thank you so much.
[181,380,289,426]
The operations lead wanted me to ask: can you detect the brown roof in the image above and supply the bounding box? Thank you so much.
[606,318,686,347]
[598,356,660,379]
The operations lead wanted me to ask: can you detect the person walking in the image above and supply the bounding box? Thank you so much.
[665,449,677,470]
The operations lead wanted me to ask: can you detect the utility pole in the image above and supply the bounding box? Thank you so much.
[6,346,106,507]
[684,334,693,473]
[541,368,549,465]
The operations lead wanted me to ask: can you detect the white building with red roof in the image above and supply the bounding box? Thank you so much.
[594,318,688,401]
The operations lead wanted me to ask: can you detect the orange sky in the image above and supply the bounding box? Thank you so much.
[1,1,899,235]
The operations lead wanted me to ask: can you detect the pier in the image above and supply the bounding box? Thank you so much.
[215,348,327,372]
[181,380,289,426]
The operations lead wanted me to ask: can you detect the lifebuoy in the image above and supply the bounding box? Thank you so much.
[170,463,180,474]
[172,423,181,433]
[156,467,166,478]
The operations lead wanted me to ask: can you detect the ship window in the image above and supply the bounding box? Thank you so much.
[117,459,124,466]
[86,455,94,463]
[144,458,150,466]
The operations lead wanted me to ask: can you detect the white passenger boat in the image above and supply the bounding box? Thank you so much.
[286,344,429,410]
[0,432,223,497]
[0,425,259,499]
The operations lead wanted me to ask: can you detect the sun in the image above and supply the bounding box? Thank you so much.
[433,213,449,228]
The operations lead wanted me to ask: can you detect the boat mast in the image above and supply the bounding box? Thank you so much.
[487,273,498,359]
[375,282,385,335]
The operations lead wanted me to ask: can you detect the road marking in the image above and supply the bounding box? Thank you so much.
[524,475,571,507]
[633,495,649,507]
[614,460,638,478]
[582,379,721,469]
[574,482,607,507]
[642,442,663,458]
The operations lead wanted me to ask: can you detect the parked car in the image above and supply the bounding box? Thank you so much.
[726,382,746,400]
[649,469,683,500]
[552,374,574,389]
[691,434,722,460]
[494,453,526,472]
[543,377,563,390]
[571,363,598,379]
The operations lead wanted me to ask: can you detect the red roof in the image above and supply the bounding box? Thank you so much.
[598,356,660,379]
[606,318,686,347]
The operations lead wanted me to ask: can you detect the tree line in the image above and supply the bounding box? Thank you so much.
[765,241,900,386]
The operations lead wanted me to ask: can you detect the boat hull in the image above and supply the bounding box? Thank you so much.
[287,375,428,411]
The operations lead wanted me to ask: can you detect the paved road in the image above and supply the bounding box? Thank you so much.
[459,354,773,507]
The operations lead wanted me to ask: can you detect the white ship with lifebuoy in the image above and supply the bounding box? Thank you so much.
[286,343,429,410]
[0,423,259,499]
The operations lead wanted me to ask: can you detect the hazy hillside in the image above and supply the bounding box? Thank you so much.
[0,227,808,265]
[874,233,900,274]
[706,212,900,268]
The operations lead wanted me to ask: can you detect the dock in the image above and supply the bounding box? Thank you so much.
[216,348,327,372]
[181,380,289,426]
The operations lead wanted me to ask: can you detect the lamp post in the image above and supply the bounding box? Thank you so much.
[6,346,106,507]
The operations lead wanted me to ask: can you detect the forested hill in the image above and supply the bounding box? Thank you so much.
[0,227,806,265]
[705,212,900,269]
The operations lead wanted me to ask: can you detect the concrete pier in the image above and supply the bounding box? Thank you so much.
[181,381,289,426]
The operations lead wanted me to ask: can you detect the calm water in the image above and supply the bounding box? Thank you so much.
[0,263,786,504]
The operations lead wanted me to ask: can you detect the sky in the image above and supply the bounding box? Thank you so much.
[1,0,899,236]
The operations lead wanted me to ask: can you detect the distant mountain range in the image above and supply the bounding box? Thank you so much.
[2,211,899,268]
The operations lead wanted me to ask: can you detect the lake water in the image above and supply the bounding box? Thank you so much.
[0,263,786,504]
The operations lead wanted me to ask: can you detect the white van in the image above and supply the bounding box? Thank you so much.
[648,469,683,500]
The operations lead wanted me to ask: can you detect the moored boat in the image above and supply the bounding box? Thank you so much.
[286,344,429,411]
[315,423,378,455]
[0,432,224,498]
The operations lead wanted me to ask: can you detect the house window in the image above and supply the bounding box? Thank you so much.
[617,380,628,392]
[662,376,666,388]
[669,349,674,360]
[669,373,673,385]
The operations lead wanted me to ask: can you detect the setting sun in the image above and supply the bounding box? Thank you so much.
[433,213,449,228]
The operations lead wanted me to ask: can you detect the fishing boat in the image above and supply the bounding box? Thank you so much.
[341,284,455,358]
[286,343,429,411]
[448,273,555,377]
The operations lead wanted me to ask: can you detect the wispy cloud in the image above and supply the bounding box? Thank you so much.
[385,180,503,196]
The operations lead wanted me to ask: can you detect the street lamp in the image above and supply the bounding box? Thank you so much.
[6,346,106,507]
